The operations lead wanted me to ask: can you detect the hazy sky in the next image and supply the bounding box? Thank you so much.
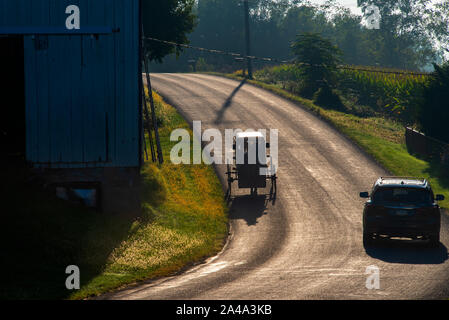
[308,0,362,14]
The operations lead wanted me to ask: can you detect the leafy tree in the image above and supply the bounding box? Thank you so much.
[328,10,365,65]
[280,5,329,50]
[357,0,442,69]
[431,1,449,62]
[149,0,446,72]
[142,0,197,63]
[185,0,245,70]
[417,62,449,143]
[291,32,342,98]
[249,0,292,61]
[195,0,244,52]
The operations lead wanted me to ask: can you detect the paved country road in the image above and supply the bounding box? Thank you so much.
[103,73,449,300]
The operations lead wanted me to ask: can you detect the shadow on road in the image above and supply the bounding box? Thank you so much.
[228,194,269,226]
[365,240,448,264]
[214,79,247,125]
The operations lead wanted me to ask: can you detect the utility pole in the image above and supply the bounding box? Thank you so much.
[143,54,164,164]
[141,90,156,162]
[141,24,164,164]
[243,0,253,79]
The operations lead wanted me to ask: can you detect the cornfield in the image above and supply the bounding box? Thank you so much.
[337,66,430,124]
[253,64,432,124]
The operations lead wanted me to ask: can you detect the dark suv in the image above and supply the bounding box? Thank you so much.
[360,177,445,248]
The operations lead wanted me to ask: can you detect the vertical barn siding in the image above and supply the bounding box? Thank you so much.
[0,0,141,168]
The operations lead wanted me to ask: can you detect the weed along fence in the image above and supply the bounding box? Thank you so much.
[405,128,449,167]
[0,0,143,215]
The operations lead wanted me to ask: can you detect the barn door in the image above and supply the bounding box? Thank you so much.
[23,33,113,166]
[0,36,25,164]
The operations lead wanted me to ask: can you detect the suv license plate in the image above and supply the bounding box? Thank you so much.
[396,210,409,216]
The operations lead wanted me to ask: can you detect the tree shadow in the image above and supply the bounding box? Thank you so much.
[228,194,269,226]
[423,160,449,191]
[214,78,247,125]
[405,144,449,192]
[365,239,448,265]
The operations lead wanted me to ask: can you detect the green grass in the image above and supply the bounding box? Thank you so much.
[207,72,449,208]
[0,92,228,300]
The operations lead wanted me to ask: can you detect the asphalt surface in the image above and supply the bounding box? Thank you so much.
[104,73,449,300]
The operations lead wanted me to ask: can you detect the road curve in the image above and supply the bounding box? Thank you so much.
[104,73,449,300]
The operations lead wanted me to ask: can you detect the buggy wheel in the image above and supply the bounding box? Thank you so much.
[271,174,277,200]
[226,164,233,199]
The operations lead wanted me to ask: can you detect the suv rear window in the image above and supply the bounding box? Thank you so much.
[372,187,433,205]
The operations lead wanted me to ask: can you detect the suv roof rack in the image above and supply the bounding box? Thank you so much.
[379,176,426,181]
[378,176,427,186]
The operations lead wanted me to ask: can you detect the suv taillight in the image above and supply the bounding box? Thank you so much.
[365,204,385,217]
[415,206,439,216]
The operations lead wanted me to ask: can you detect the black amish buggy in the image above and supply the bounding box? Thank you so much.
[226,131,277,199]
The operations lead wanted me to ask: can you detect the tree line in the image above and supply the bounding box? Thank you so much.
[145,0,449,72]
[143,0,449,143]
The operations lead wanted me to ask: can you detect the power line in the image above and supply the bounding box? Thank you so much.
[145,36,291,64]
[144,36,432,77]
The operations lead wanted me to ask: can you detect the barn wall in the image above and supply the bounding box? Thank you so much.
[0,0,141,168]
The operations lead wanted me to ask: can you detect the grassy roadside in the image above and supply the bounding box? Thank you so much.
[205,72,449,209]
[0,92,228,300]
[69,92,229,299]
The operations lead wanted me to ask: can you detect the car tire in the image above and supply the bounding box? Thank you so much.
[428,234,440,248]
[363,232,373,248]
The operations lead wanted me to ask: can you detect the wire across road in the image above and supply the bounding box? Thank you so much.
[144,37,431,76]
[102,73,449,300]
